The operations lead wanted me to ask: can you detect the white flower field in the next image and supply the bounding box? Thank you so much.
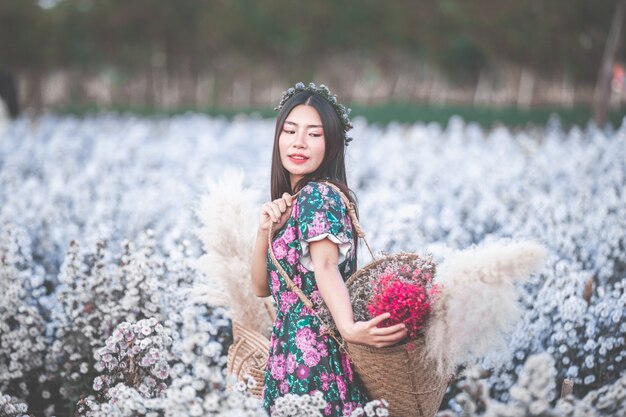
[0,112,625,416]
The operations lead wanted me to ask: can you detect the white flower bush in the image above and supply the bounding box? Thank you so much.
[75,382,163,417]
[43,233,193,405]
[92,318,173,395]
[439,352,626,416]
[0,113,624,415]
[0,391,30,417]
[0,224,47,399]
[349,399,390,417]
[555,374,626,417]
[75,300,266,416]
[157,303,244,416]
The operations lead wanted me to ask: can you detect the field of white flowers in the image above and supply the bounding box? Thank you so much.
[0,112,625,417]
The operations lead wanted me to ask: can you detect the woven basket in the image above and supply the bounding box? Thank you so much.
[344,252,449,417]
[347,336,450,417]
[226,320,271,398]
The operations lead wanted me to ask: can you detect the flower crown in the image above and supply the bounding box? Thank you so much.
[273,82,354,144]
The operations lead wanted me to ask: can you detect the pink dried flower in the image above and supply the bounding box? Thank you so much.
[367,270,441,340]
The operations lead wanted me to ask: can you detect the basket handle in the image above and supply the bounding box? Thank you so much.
[317,181,377,263]
[263,298,276,322]
[314,181,382,289]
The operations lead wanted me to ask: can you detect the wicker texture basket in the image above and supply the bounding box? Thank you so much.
[226,321,270,398]
[342,251,450,417]
[347,336,450,417]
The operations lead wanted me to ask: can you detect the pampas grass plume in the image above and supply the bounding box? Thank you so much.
[424,238,547,376]
[186,169,273,337]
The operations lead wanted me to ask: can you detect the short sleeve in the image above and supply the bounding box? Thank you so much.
[296,181,353,271]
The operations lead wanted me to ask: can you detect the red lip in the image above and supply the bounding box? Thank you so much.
[288,154,308,158]
[288,154,309,164]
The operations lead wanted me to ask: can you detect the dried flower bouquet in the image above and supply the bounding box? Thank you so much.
[317,252,439,343]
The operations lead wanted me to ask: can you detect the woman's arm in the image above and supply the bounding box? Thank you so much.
[251,192,294,298]
[310,238,408,348]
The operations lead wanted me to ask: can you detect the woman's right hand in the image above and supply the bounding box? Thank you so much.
[344,313,408,348]
[259,192,294,233]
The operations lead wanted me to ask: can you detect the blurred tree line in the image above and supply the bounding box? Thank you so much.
[0,0,624,124]
[0,0,617,82]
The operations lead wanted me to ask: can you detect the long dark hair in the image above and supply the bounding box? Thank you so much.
[269,89,360,268]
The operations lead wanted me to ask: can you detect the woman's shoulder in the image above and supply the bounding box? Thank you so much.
[297,180,344,207]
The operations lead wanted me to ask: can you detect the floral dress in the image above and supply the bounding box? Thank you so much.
[262,180,370,417]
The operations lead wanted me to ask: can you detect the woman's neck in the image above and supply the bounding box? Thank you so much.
[290,175,303,192]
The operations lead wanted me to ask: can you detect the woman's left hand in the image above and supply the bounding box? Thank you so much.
[342,313,408,348]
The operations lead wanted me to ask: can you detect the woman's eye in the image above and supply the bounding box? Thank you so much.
[282,129,321,137]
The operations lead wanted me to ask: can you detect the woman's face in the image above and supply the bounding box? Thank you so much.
[279,104,326,188]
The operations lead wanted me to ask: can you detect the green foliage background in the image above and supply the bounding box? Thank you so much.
[0,0,617,83]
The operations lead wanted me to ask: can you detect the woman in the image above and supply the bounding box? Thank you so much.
[250,82,408,416]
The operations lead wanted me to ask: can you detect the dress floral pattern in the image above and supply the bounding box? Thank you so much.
[262,180,370,417]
